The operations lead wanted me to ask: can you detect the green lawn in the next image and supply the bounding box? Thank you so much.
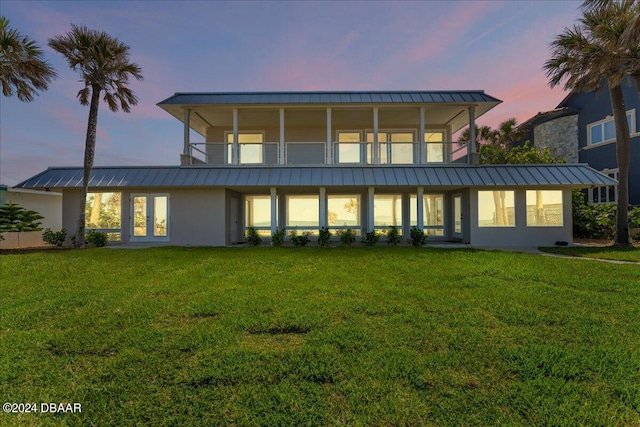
[1,247,639,426]
[540,245,640,262]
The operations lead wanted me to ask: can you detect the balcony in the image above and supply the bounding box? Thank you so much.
[188,141,468,166]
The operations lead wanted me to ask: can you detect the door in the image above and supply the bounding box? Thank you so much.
[230,196,239,243]
[453,194,463,240]
[131,194,169,242]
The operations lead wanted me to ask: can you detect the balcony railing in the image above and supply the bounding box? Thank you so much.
[189,141,468,165]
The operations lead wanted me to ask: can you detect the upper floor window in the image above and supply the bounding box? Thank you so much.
[226,131,265,164]
[588,110,635,146]
[588,169,618,204]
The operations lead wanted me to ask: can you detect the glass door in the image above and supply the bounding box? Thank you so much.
[453,194,462,240]
[130,194,169,242]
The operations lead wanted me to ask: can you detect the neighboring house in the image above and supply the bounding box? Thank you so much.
[0,185,62,230]
[14,91,615,247]
[518,78,639,205]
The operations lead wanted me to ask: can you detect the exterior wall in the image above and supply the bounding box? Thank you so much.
[163,188,226,246]
[5,188,62,230]
[469,188,573,247]
[533,115,579,163]
[561,79,640,205]
[62,189,82,244]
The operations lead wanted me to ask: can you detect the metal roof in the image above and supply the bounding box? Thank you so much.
[157,91,502,106]
[15,165,616,190]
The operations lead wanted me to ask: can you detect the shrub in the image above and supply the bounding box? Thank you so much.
[0,202,44,232]
[245,226,262,246]
[572,191,616,239]
[86,230,108,247]
[318,227,331,246]
[409,226,428,246]
[43,228,67,247]
[361,230,379,246]
[385,226,402,246]
[271,228,286,246]
[338,229,356,246]
[289,230,311,247]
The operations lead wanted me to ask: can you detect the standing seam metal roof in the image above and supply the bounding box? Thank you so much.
[14,165,617,190]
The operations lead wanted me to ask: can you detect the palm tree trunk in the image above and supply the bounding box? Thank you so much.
[74,85,101,248]
[634,75,640,101]
[609,83,631,246]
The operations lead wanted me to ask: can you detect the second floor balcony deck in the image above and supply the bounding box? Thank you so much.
[189,140,469,166]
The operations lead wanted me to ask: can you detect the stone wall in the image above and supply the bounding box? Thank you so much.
[533,115,579,163]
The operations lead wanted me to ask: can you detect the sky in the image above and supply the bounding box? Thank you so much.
[0,0,582,186]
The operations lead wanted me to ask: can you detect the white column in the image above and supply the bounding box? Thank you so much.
[373,108,379,165]
[183,108,191,156]
[419,107,425,164]
[326,108,332,165]
[270,187,277,237]
[468,106,476,164]
[367,187,375,232]
[279,108,285,165]
[319,187,327,228]
[417,186,424,230]
[232,108,239,165]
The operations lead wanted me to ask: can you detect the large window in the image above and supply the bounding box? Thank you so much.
[526,190,563,227]
[245,195,275,236]
[587,110,635,146]
[286,195,319,231]
[410,194,444,236]
[328,195,360,230]
[589,170,618,204]
[226,131,265,164]
[336,131,363,163]
[478,191,515,227]
[374,194,402,228]
[366,131,415,164]
[86,192,121,240]
[425,131,445,163]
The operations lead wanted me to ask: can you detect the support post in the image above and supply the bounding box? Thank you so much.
[232,108,239,165]
[417,186,424,230]
[183,108,192,165]
[419,107,425,164]
[373,108,379,164]
[468,106,477,165]
[326,108,332,165]
[270,187,277,238]
[319,187,327,228]
[279,108,285,165]
[367,187,375,232]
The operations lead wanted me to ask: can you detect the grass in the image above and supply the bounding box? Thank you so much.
[541,245,640,262]
[1,246,639,426]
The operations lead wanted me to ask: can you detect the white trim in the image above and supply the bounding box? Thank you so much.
[587,109,635,147]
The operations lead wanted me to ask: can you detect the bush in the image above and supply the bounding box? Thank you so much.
[361,230,379,246]
[43,228,67,247]
[271,228,286,246]
[338,229,356,246]
[385,226,402,246]
[245,227,262,246]
[318,227,331,246]
[289,230,310,247]
[409,226,428,246]
[86,230,108,247]
[572,191,616,239]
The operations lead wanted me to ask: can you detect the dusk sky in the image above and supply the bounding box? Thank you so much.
[1,0,582,186]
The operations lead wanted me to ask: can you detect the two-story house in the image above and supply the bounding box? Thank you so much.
[518,78,638,205]
[15,91,615,247]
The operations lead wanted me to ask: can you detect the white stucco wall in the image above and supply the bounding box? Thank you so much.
[5,188,62,230]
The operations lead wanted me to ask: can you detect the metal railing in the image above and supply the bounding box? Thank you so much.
[188,141,468,165]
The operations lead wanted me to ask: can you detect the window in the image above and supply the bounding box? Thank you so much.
[374,194,403,228]
[589,170,618,204]
[286,195,319,231]
[245,195,275,236]
[226,131,265,164]
[587,110,635,146]
[336,131,363,163]
[366,131,415,164]
[86,192,122,240]
[478,191,515,227]
[425,131,445,163]
[410,194,444,236]
[328,195,360,229]
[526,190,563,226]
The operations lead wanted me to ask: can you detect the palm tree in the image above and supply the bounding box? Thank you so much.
[0,17,56,101]
[545,0,638,246]
[48,25,143,248]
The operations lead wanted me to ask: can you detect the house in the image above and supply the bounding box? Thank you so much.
[518,78,639,205]
[14,91,615,247]
[0,184,62,230]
